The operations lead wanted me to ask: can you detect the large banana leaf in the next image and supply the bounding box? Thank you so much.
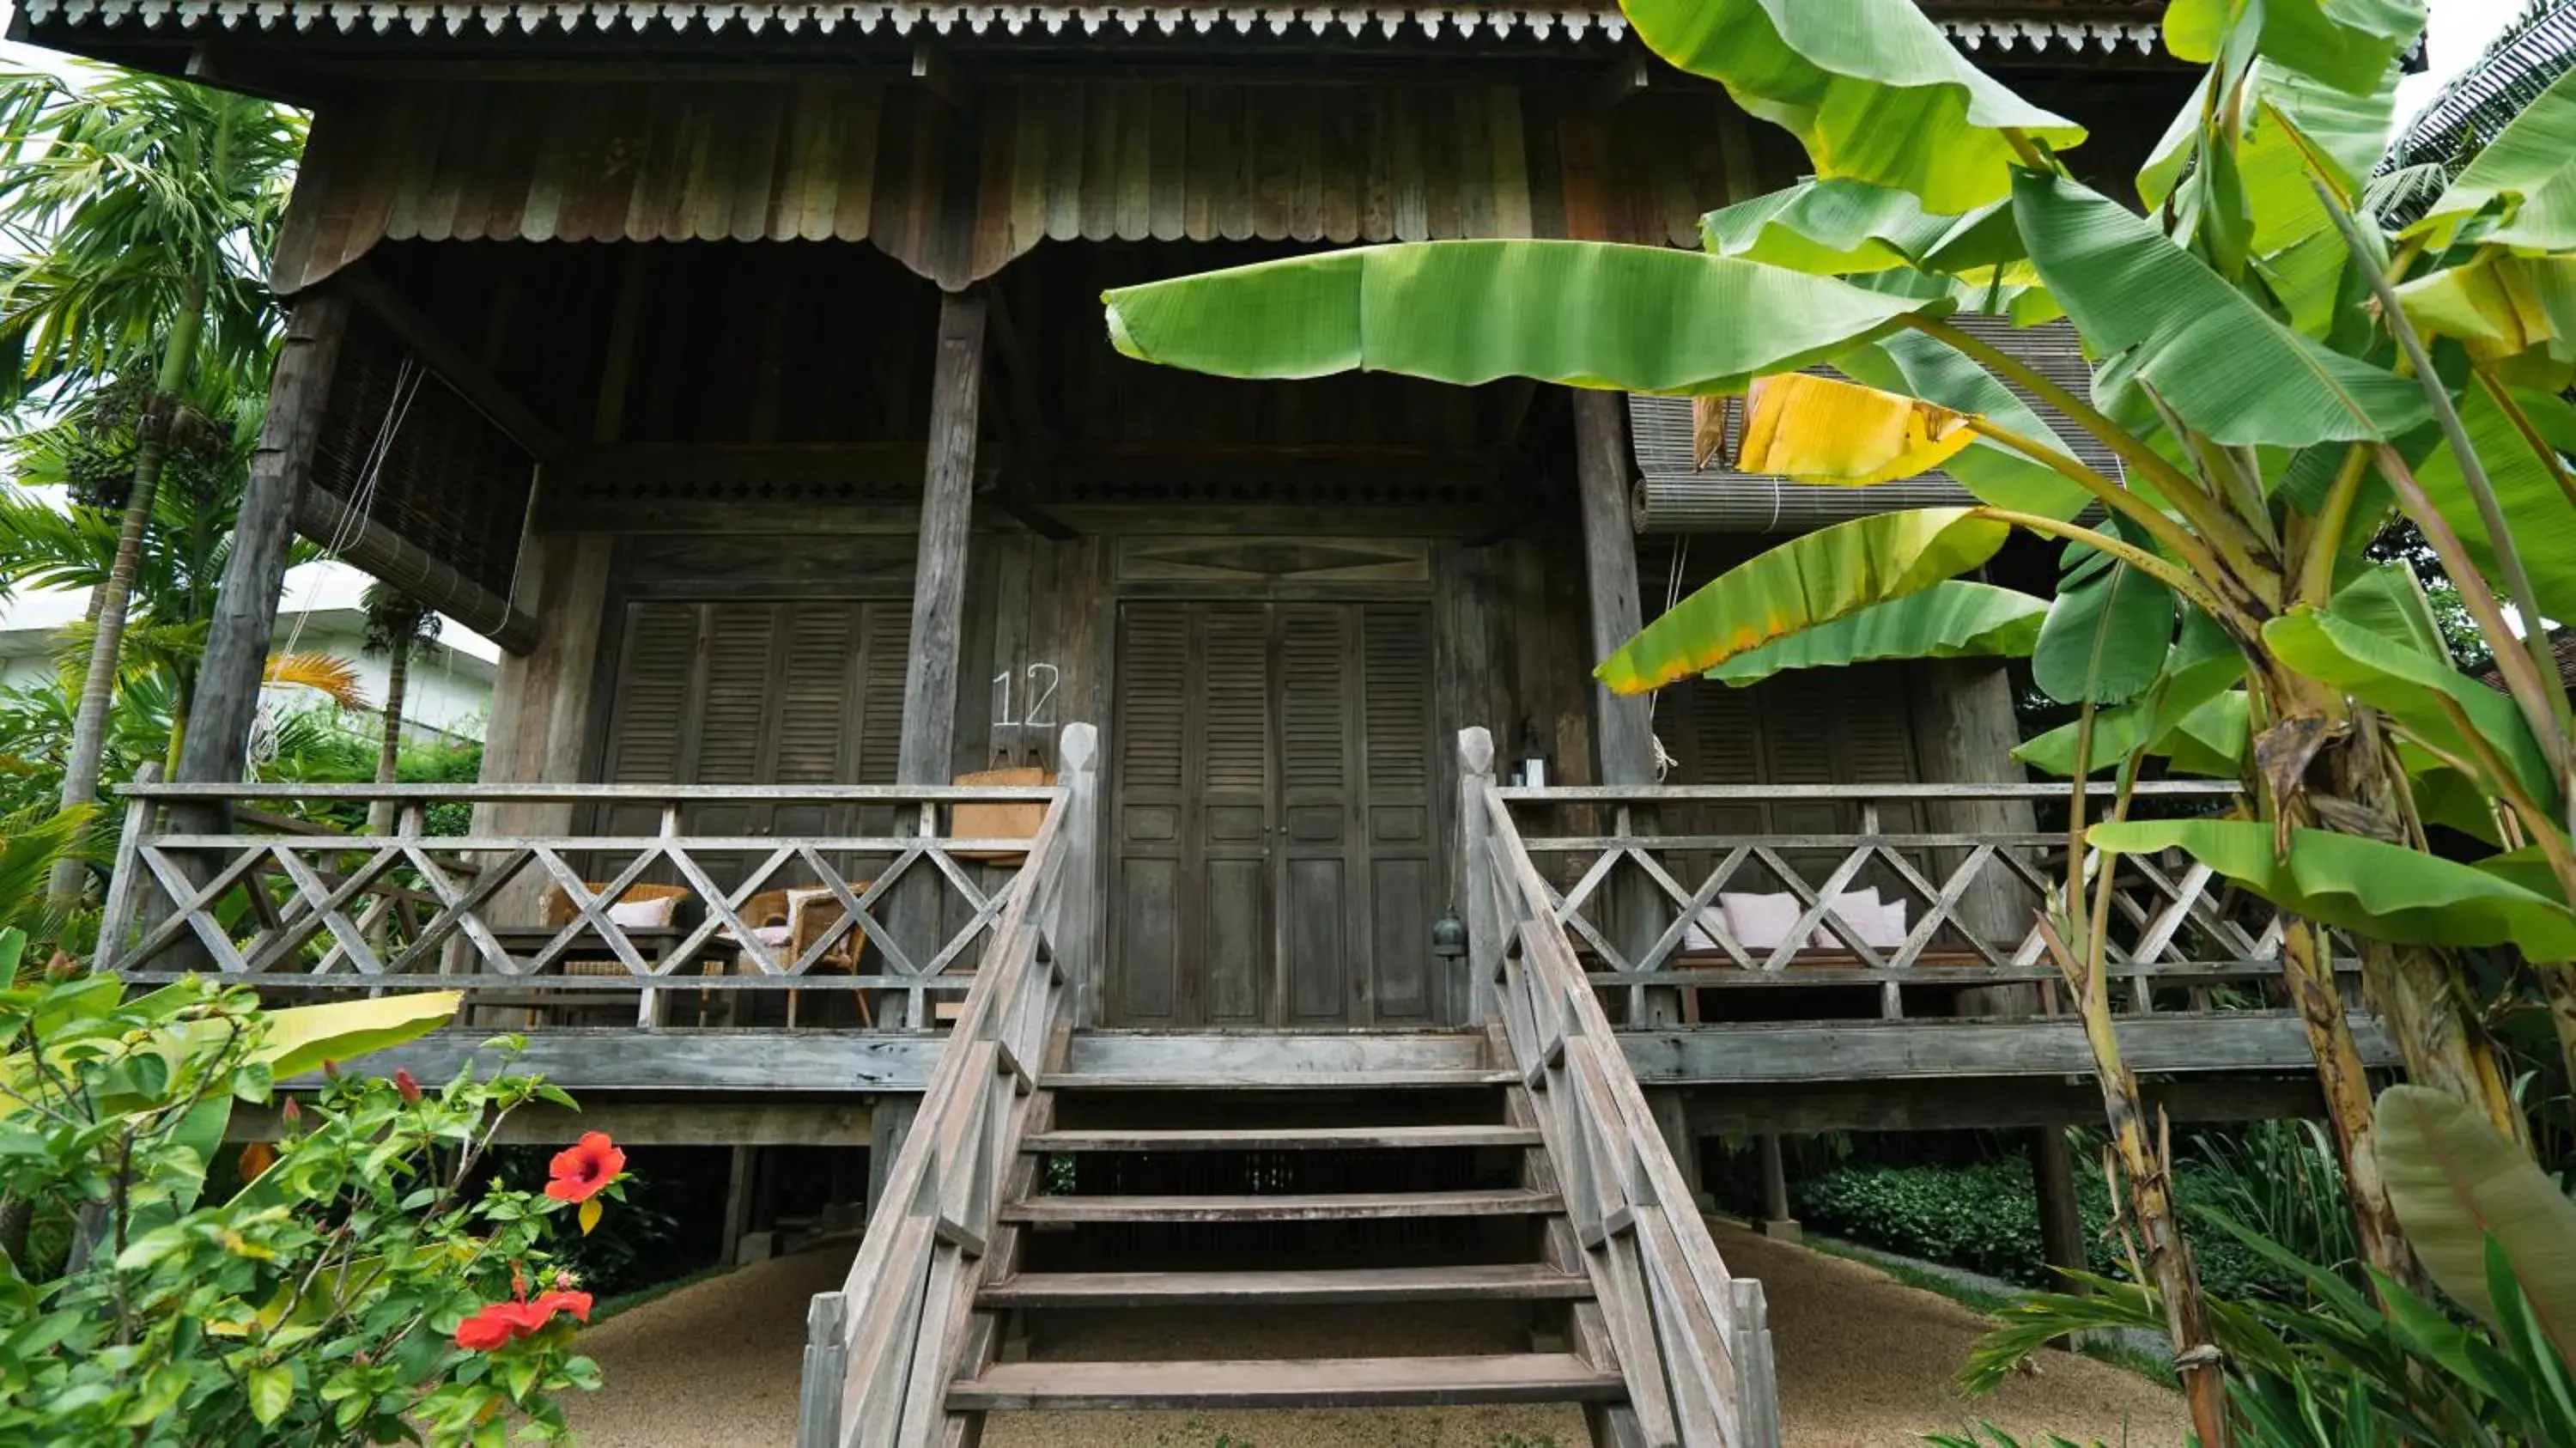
[2375,1084,2576,1370]
[2015,687,2251,778]
[2014,170,2430,447]
[2089,818,2576,959]
[2241,61,2405,336]
[1104,240,1939,394]
[1705,581,2045,686]
[1832,328,2094,519]
[2407,64,2576,252]
[2263,607,2559,815]
[1737,373,1975,484]
[1597,507,2010,695]
[2030,526,2175,706]
[1701,179,1960,275]
[2413,381,2576,623]
[1620,0,2083,213]
[2163,0,2424,96]
[254,992,459,1078]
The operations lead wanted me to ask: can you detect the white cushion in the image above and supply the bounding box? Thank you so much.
[786,887,841,926]
[1807,888,1878,948]
[1878,900,1911,949]
[745,924,793,948]
[605,896,677,928]
[1680,908,1728,952]
[1718,892,1805,951]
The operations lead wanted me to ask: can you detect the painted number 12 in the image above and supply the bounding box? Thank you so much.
[993,663,1060,727]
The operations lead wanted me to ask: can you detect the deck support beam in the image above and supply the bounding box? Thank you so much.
[178,292,351,797]
[1754,1135,1799,1243]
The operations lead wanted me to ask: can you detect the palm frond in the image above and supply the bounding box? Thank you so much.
[264,651,368,711]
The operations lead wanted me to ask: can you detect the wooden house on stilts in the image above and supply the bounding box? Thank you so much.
[21,1,2393,1440]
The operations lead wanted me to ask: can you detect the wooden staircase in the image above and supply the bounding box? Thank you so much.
[803,723,1782,1448]
[946,1030,1626,1425]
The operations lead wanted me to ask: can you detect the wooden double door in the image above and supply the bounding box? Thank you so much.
[1108,600,1440,1027]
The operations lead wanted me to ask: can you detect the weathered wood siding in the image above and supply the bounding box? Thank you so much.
[275,81,1769,293]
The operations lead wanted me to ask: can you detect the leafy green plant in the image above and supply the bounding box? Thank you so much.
[0,952,618,1445]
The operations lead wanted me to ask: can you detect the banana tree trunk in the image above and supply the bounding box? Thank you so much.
[2281,918,2419,1291]
[367,644,409,834]
[46,279,209,909]
[2530,960,2576,1096]
[2038,916,2229,1448]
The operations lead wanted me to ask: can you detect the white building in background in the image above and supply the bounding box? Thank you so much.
[0,560,497,743]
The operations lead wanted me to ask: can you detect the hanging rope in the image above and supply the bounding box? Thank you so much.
[1649,532,1689,781]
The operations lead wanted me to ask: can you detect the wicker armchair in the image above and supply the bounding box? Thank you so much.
[786,884,873,1028]
[536,881,693,1025]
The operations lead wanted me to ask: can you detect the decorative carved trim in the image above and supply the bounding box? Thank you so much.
[1115,535,1431,583]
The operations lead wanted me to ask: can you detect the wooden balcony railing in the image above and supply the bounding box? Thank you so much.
[1485,774,2324,1023]
[1459,728,1780,1447]
[96,764,1083,1032]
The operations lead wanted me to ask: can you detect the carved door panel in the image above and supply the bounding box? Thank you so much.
[1108,601,1436,1027]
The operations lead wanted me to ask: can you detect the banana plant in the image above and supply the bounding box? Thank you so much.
[1105,0,2576,1417]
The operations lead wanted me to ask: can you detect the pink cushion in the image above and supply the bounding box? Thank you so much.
[605,897,677,928]
[1812,889,1881,948]
[1718,892,1805,950]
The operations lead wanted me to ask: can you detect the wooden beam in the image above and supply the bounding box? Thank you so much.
[289,1029,945,1092]
[1625,1013,2399,1085]
[337,265,577,471]
[1687,1075,2342,1135]
[233,1099,872,1146]
[897,289,989,787]
[178,292,350,793]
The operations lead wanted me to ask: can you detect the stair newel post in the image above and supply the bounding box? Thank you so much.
[796,1292,849,1448]
[1728,1275,1783,1448]
[1457,727,1503,1025]
[1055,721,1103,1025]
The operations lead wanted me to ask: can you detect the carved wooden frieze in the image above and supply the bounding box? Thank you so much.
[1115,536,1431,583]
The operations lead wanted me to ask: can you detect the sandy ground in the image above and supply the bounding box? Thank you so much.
[562,1225,2185,1448]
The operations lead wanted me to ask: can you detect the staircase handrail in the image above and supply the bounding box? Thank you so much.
[1459,727,1783,1448]
[804,722,1099,1448]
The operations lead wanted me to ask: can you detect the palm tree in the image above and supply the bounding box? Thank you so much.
[359,584,440,831]
[0,67,304,903]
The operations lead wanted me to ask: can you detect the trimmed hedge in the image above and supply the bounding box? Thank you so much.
[1791,1156,2303,1299]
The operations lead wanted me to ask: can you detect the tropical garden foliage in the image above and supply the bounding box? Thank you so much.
[0,924,617,1444]
[1103,0,2576,1438]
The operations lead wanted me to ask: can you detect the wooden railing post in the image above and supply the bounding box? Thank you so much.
[94,763,162,974]
[1055,721,1103,1024]
[1728,1277,1783,1448]
[797,1291,849,1448]
[1457,727,1501,1025]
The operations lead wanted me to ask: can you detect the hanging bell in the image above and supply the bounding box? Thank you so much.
[1430,908,1468,961]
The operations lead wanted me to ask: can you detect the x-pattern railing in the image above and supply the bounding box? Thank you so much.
[100,780,1067,1031]
[1496,782,2306,1019]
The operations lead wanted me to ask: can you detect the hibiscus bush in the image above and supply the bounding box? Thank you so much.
[0,934,627,1446]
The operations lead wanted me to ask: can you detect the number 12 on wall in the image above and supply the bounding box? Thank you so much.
[993,662,1060,728]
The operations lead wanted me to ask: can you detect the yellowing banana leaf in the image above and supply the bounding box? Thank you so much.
[2415,382,2576,623]
[2163,0,2424,97]
[2396,250,2576,366]
[1832,328,2094,519]
[2263,606,2560,815]
[2407,64,2576,252]
[256,992,459,1078]
[2375,1083,2576,1369]
[2088,818,2576,959]
[1104,240,1939,394]
[2014,169,2430,447]
[1737,373,1975,484]
[1596,507,2010,695]
[1620,0,2084,213]
[1706,581,2045,686]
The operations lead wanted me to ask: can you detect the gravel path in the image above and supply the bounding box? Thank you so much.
[562,1226,2185,1447]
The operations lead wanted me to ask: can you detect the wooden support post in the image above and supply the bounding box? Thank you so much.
[2032,1126,2089,1291]
[176,292,351,795]
[1755,1134,1801,1243]
[1650,1089,1710,1211]
[890,289,987,991]
[1571,389,1674,1023]
[867,1096,920,1226]
[1912,661,2043,971]
[720,1144,755,1268]
[1458,727,1502,1025]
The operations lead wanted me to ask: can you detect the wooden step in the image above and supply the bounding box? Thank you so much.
[1022,1124,1541,1153]
[1066,1031,1492,1079]
[999,1188,1561,1225]
[951,1353,1625,1411]
[980,1262,1594,1308]
[1041,1069,1516,1092]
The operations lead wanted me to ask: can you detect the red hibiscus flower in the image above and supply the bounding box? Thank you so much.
[544,1132,625,1203]
[452,1286,594,1352]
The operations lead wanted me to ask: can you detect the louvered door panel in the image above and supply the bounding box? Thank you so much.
[1198,605,1275,1025]
[770,604,857,838]
[690,604,783,843]
[600,603,702,838]
[1279,606,1355,1023]
[1110,605,1192,1025]
[1360,605,1436,1022]
[854,604,911,787]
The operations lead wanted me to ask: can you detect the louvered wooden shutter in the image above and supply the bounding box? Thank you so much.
[854,602,910,786]
[601,602,701,837]
[1198,605,1275,1025]
[1109,605,1191,1025]
[1279,605,1354,1023]
[1360,605,1435,1023]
